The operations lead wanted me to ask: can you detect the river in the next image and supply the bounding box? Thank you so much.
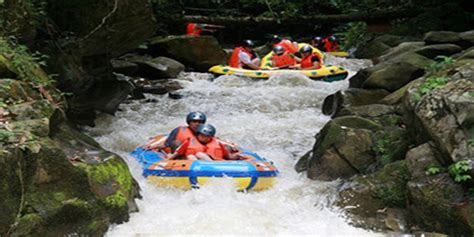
[86,55,378,236]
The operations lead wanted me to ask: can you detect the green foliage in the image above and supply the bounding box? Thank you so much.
[419,76,450,95]
[448,160,472,183]
[468,139,474,147]
[425,164,443,175]
[426,56,455,72]
[374,137,393,165]
[339,22,368,50]
[463,91,474,97]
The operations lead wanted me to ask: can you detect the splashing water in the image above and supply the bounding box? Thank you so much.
[87,56,378,236]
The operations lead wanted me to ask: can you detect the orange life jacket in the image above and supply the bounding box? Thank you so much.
[175,126,195,144]
[274,39,298,54]
[186,23,203,36]
[184,137,226,160]
[228,47,253,68]
[300,54,321,69]
[271,52,296,68]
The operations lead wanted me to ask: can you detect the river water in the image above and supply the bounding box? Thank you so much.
[87,55,377,236]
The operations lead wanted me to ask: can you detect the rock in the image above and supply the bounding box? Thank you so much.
[88,80,134,115]
[355,40,391,60]
[322,89,390,117]
[407,173,469,235]
[129,56,185,79]
[337,161,410,231]
[295,150,312,173]
[348,68,370,88]
[405,143,442,180]
[373,128,412,165]
[362,62,425,92]
[111,59,138,75]
[460,30,474,45]
[337,104,396,119]
[415,44,463,59]
[385,52,435,69]
[134,78,182,95]
[304,116,381,180]
[457,48,474,61]
[377,42,425,63]
[9,118,50,137]
[415,79,474,163]
[148,35,226,71]
[380,79,422,105]
[424,31,463,46]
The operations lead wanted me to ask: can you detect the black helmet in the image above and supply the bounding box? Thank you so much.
[299,45,312,54]
[186,111,206,124]
[328,35,337,42]
[196,124,216,137]
[242,39,255,48]
[272,45,285,55]
[271,35,281,43]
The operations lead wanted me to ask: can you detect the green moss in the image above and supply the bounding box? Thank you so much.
[374,161,410,208]
[87,156,133,193]
[104,191,127,209]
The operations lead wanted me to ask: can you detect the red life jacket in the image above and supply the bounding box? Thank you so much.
[228,47,253,68]
[271,52,296,68]
[274,39,298,54]
[184,137,226,160]
[186,23,203,36]
[300,54,321,69]
[323,38,339,52]
[175,126,195,144]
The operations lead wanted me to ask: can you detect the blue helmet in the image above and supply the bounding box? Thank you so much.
[196,124,216,137]
[186,111,206,124]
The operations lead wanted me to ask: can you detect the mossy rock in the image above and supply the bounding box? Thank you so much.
[0,149,22,234]
[9,118,50,137]
[7,100,56,121]
[0,79,38,103]
[0,55,17,78]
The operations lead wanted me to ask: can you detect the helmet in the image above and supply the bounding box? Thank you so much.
[242,39,255,48]
[313,36,323,42]
[186,111,206,124]
[196,124,216,137]
[272,45,285,55]
[271,35,281,43]
[299,45,312,54]
[328,35,337,42]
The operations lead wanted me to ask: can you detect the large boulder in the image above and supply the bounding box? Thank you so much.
[355,35,408,60]
[377,42,426,63]
[322,89,390,117]
[415,44,463,59]
[362,62,425,92]
[301,116,381,180]
[384,52,435,69]
[423,31,464,46]
[147,35,226,71]
[127,56,185,79]
[460,30,474,45]
[415,78,474,163]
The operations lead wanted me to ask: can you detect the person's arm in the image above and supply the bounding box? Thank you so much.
[239,52,260,70]
[166,139,189,160]
[303,56,321,70]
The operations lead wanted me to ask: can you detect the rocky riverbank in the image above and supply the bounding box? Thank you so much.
[297,30,474,235]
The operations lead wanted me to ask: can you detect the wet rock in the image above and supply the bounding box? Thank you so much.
[424,31,463,46]
[380,78,423,105]
[355,40,391,60]
[147,35,226,71]
[88,80,134,115]
[377,42,425,63]
[415,44,463,59]
[337,104,396,118]
[362,62,425,92]
[111,59,138,75]
[322,89,390,117]
[304,116,381,180]
[134,78,182,95]
[457,48,474,61]
[407,173,469,235]
[129,56,185,79]
[348,68,370,88]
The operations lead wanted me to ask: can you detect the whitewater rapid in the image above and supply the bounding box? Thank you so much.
[87,55,378,236]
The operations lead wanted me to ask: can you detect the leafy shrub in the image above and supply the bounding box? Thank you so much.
[448,160,472,183]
